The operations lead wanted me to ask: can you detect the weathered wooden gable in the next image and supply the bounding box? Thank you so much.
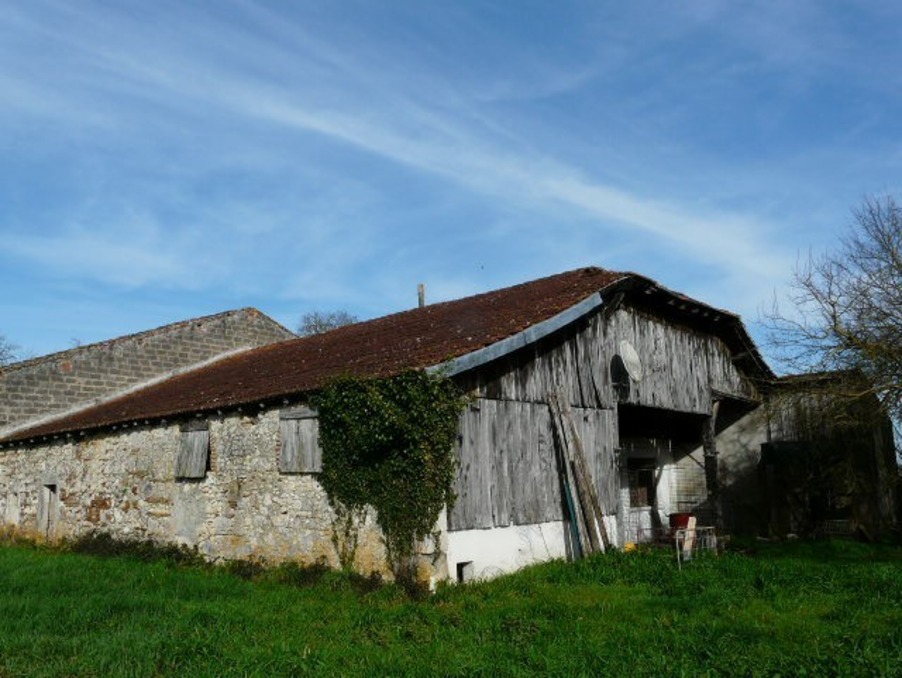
[457,303,757,414]
[449,301,759,533]
[607,307,756,410]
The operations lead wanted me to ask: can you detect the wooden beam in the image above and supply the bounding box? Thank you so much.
[702,399,722,529]
[549,392,592,556]
[548,391,610,554]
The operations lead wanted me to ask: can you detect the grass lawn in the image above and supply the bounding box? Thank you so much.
[1,539,901,676]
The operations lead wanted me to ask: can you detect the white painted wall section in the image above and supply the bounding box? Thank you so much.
[447,521,569,581]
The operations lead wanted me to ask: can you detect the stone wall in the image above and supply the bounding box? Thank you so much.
[0,407,395,574]
[0,309,294,434]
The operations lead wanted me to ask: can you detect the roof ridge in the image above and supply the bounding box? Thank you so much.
[310,266,624,332]
[181,268,627,361]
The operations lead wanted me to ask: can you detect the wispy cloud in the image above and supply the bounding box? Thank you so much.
[4,218,202,289]
[1,1,788,288]
[2,1,901,355]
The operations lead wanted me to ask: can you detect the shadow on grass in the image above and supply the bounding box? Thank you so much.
[68,531,206,567]
[727,534,902,563]
[1,528,399,596]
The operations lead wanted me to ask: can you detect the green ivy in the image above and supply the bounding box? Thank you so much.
[312,370,466,577]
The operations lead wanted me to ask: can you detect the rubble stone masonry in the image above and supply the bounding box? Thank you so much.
[0,408,392,574]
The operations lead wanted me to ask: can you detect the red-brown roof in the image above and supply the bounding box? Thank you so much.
[1,266,769,444]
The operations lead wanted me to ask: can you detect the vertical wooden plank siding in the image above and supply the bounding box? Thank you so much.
[301,419,322,472]
[448,302,759,532]
[589,314,614,408]
[509,406,556,524]
[175,429,209,479]
[607,308,712,413]
[462,305,755,414]
[571,326,595,408]
[279,418,322,473]
[449,399,618,532]
[573,408,619,513]
[706,340,750,397]
[455,402,495,528]
[491,410,512,526]
[279,419,300,472]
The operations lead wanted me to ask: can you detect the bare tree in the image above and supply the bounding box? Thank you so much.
[767,194,902,419]
[297,310,359,337]
[0,334,19,366]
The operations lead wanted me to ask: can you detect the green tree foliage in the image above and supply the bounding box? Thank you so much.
[296,310,358,336]
[312,371,466,578]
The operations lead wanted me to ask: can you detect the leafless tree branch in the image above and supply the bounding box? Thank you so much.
[766,194,902,420]
[0,334,18,367]
[297,310,359,337]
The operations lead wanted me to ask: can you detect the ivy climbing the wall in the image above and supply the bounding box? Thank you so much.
[312,370,466,578]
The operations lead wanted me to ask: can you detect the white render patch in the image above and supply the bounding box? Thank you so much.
[446,521,570,581]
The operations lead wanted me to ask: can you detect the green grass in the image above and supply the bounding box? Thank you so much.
[1,539,901,677]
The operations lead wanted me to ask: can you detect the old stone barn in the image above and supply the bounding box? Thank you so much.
[0,267,895,581]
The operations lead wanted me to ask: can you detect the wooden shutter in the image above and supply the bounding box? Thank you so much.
[279,407,321,473]
[176,422,209,479]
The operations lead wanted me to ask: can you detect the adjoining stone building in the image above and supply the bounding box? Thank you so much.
[0,268,896,582]
[0,308,295,438]
[758,373,899,538]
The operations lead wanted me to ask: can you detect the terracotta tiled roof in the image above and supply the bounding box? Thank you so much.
[1,266,769,444]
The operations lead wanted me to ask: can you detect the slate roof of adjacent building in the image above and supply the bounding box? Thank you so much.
[1,267,771,444]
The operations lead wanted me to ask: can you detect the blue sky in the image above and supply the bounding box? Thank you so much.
[2,1,901,362]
